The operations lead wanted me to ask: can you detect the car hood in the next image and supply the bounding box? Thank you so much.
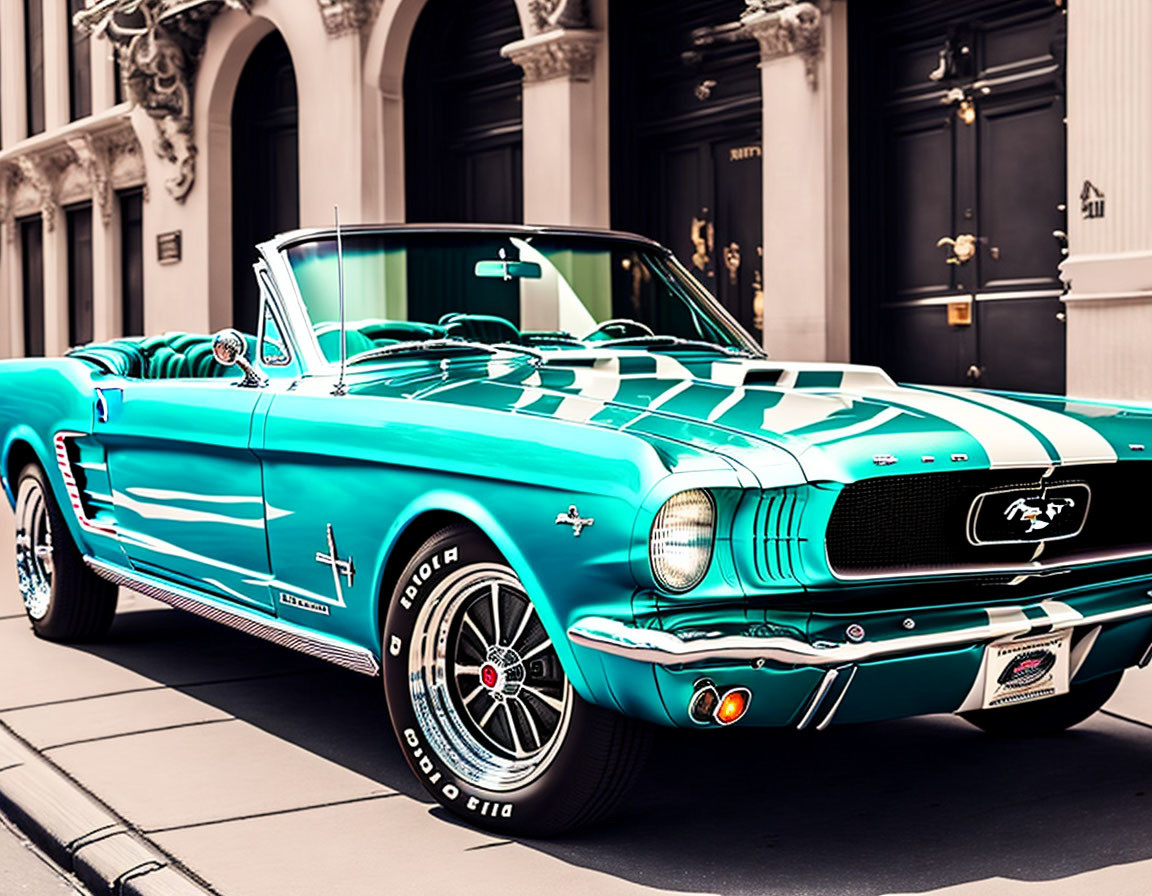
[355,351,1152,485]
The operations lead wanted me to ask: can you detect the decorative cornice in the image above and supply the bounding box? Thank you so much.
[527,0,590,34]
[316,0,382,37]
[740,0,824,89]
[74,0,249,202]
[501,29,600,83]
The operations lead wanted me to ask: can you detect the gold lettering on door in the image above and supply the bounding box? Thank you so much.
[729,145,762,162]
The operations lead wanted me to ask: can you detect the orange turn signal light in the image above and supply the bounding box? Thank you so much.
[715,687,751,726]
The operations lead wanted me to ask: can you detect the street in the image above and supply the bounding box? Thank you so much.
[2,507,1152,896]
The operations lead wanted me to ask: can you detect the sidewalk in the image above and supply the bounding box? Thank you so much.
[4,506,1152,895]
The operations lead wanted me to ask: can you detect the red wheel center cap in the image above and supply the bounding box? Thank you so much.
[480,664,499,688]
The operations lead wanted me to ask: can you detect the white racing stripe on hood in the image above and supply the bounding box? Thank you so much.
[760,392,854,435]
[798,406,906,446]
[857,387,1053,467]
[931,387,1118,465]
[552,360,620,423]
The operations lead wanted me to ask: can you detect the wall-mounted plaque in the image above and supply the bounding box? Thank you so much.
[157,231,182,265]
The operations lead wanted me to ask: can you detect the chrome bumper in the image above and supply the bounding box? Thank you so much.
[567,596,1152,668]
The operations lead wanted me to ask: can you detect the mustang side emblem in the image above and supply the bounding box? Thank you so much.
[315,523,355,605]
[1004,496,1076,533]
[556,505,594,537]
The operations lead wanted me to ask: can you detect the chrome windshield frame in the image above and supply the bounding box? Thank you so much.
[259,224,766,377]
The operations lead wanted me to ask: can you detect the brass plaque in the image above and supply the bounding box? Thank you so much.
[947,299,973,326]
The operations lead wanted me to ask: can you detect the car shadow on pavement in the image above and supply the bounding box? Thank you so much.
[82,606,1152,895]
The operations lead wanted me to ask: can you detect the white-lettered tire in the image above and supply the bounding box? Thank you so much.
[382,523,650,835]
[13,463,117,641]
[960,670,1123,736]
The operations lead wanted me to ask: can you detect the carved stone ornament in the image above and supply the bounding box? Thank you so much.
[0,165,15,245]
[740,0,824,89]
[316,0,382,37]
[527,0,590,33]
[501,29,600,83]
[74,0,250,202]
[15,156,61,234]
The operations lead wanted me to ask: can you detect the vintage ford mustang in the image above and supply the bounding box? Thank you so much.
[4,224,1152,834]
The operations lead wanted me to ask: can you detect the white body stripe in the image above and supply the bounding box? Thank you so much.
[933,387,1118,465]
[859,387,1052,468]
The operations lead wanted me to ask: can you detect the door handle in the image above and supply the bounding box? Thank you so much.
[966,364,984,384]
[94,388,121,424]
[937,234,978,265]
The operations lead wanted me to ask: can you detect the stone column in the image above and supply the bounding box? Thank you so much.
[742,0,848,360]
[502,27,608,227]
[1060,0,1152,400]
[0,0,27,146]
[42,0,70,129]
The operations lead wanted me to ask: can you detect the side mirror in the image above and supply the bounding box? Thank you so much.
[212,329,267,387]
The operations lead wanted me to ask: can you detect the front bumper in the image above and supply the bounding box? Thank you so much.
[568,583,1152,729]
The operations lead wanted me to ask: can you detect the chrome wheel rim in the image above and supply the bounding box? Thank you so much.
[15,477,53,620]
[409,564,572,792]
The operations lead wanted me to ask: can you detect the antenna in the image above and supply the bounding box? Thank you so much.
[332,205,347,396]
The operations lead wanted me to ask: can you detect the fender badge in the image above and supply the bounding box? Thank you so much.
[555,504,594,537]
[315,523,355,605]
[845,623,866,643]
[280,592,331,616]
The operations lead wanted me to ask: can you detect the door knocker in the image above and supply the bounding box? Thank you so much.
[937,233,978,265]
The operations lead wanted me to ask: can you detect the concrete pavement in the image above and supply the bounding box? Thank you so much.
[3,507,1152,895]
[0,810,88,894]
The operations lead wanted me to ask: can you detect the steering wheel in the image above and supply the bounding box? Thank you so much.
[584,319,656,342]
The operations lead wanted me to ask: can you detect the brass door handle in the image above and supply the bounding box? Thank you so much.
[937,234,977,264]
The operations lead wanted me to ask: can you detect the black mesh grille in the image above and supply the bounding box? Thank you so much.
[826,463,1152,577]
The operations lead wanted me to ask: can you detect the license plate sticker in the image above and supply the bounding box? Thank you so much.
[981,630,1072,710]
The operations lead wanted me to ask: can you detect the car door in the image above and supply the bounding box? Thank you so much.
[94,370,274,612]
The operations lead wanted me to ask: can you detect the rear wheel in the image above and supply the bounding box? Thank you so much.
[382,523,649,835]
[961,670,1123,736]
[14,463,117,641]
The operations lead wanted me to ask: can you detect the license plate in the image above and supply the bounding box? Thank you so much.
[981,630,1072,710]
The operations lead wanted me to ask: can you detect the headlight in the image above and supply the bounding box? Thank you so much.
[649,489,716,592]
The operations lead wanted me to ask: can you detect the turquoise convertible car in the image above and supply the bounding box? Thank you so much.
[4,224,1152,834]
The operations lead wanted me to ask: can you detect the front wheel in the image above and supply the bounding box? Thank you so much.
[14,463,117,641]
[960,670,1123,736]
[382,524,649,835]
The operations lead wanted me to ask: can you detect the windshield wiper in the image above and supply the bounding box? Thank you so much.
[592,335,760,358]
[347,339,542,365]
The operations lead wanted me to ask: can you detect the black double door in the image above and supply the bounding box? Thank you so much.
[611,0,764,342]
[232,31,299,336]
[852,1,1067,393]
[405,0,523,224]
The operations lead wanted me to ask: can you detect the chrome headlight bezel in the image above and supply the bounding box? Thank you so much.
[649,488,717,593]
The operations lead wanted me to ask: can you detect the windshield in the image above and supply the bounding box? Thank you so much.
[283,230,761,365]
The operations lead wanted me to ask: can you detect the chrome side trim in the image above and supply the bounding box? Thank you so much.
[795,668,838,730]
[568,599,1152,669]
[85,557,380,677]
[1139,637,1152,669]
[815,665,858,731]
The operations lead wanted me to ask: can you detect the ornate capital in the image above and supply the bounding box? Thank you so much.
[741,0,824,89]
[66,135,113,226]
[15,156,60,233]
[0,165,15,245]
[316,0,382,37]
[501,29,600,83]
[527,0,590,34]
[74,0,249,202]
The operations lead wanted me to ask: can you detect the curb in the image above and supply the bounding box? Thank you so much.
[0,724,215,896]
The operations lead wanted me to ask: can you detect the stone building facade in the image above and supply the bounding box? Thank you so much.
[0,0,1147,400]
